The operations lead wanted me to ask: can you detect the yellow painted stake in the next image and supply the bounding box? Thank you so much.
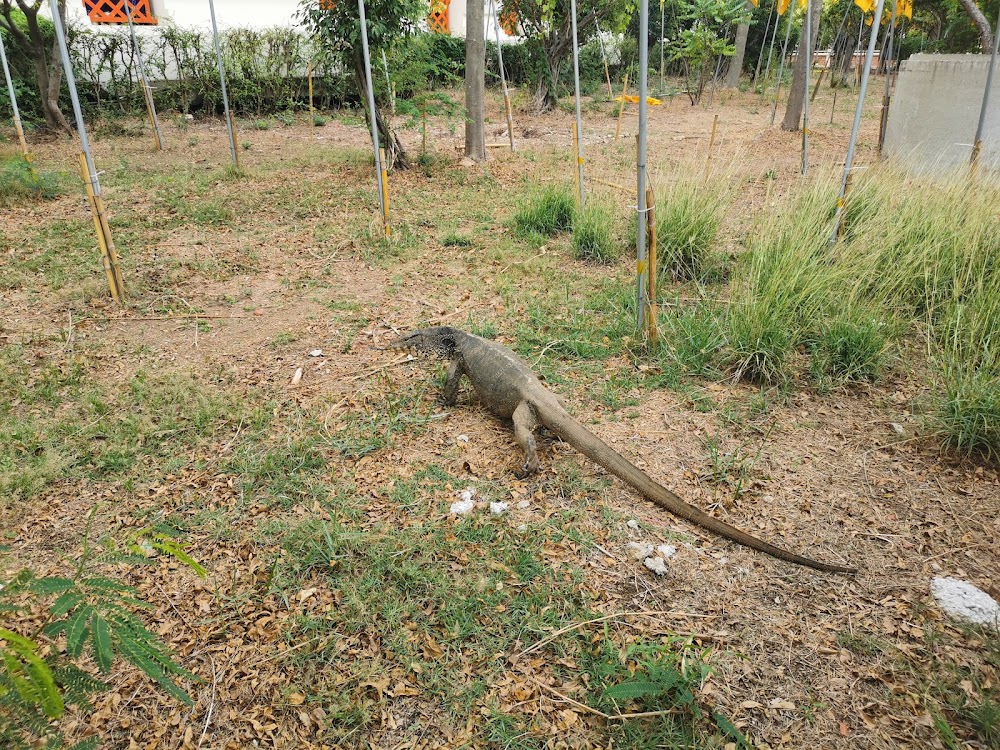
[502,88,516,152]
[571,122,582,206]
[378,147,391,237]
[229,112,241,169]
[614,72,629,144]
[603,56,613,100]
[645,186,658,343]
[308,62,315,120]
[141,83,161,151]
[704,114,718,181]
[78,153,125,303]
[810,67,825,102]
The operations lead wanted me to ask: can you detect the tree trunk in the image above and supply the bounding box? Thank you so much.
[532,48,561,113]
[956,0,994,53]
[46,0,72,134]
[464,0,486,162]
[723,17,751,88]
[780,0,822,131]
[353,52,408,170]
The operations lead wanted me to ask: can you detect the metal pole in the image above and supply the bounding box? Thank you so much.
[770,8,795,125]
[570,0,586,208]
[123,0,164,150]
[0,26,32,167]
[802,0,811,174]
[208,0,238,167]
[830,0,886,245]
[492,0,516,151]
[48,0,125,302]
[878,0,898,154]
[753,0,777,90]
[660,0,666,93]
[357,0,387,232]
[636,0,650,332]
[971,5,999,168]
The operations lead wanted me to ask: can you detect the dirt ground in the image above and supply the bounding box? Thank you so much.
[1,81,998,750]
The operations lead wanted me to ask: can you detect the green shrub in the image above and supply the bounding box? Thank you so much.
[0,158,64,208]
[809,314,893,383]
[572,204,618,263]
[722,300,795,384]
[659,303,724,377]
[651,179,728,282]
[514,184,577,237]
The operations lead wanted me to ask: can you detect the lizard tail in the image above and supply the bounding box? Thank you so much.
[546,414,856,574]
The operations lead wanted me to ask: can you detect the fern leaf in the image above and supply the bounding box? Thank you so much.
[151,537,208,578]
[601,680,664,701]
[115,635,193,704]
[29,576,75,595]
[90,615,113,673]
[65,605,94,658]
[0,636,64,718]
[50,591,85,618]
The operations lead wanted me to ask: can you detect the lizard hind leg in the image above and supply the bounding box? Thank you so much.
[512,400,541,476]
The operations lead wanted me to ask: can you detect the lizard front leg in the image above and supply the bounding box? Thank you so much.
[440,359,464,406]
[512,400,540,476]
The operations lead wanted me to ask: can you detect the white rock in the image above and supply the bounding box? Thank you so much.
[626,542,654,561]
[460,488,476,502]
[449,498,476,515]
[931,577,1000,630]
[456,434,470,444]
[309,349,324,357]
[490,502,509,515]
[516,524,528,533]
[657,544,677,559]
[516,500,531,510]
[644,556,669,576]
[626,519,640,530]
[890,422,905,435]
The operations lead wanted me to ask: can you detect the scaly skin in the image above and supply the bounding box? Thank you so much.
[391,326,856,574]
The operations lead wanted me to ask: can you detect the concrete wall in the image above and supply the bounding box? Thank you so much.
[884,54,999,174]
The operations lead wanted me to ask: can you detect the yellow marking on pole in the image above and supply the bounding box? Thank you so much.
[78,153,125,303]
[637,259,648,274]
[645,186,658,344]
[379,147,391,237]
[614,73,629,144]
[571,123,581,206]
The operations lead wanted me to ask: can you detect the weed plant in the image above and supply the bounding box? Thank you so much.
[652,178,729,282]
[572,203,618,263]
[0,158,64,207]
[513,184,576,237]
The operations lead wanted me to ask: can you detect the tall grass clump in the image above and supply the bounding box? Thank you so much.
[514,184,576,237]
[722,177,837,383]
[659,302,724,377]
[652,178,729,282]
[0,158,64,207]
[572,203,618,263]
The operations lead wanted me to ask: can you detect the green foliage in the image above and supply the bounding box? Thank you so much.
[654,179,728,282]
[0,517,200,748]
[669,0,752,104]
[514,184,577,237]
[659,303,724,377]
[0,157,65,207]
[809,313,893,383]
[0,9,55,125]
[572,203,619,263]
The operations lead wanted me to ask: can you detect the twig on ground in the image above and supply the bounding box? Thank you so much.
[197,655,217,749]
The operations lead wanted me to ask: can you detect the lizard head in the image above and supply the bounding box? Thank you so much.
[389,327,461,358]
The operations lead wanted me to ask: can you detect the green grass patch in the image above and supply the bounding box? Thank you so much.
[513,184,576,237]
[572,203,618,264]
[652,178,728,282]
[0,157,66,208]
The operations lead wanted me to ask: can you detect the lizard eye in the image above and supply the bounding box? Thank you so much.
[441,335,455,349]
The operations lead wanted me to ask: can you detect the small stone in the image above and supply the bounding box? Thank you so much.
[626,519,640,530]
[489,502,509,515]
[931,577,1000,630]
[516,524,528,533]
[644,556,669,576]
[449,498,475,515]
[890,422,905,435]
[309,349,324,357]
[626,542,654,561]
[657,544,677,559]
[456,434,470,444]
[516,500,531,510]
[460,488,476,502]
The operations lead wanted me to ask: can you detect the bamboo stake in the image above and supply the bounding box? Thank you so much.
[704,113,718,180]
[79,153,125,302]
[614,72,630,143]
[421,107,427,154]
[0,28,34,175]
[51,0,124,303]
[810,67,825,102]
[492,3,516,152]
[308,62,315,120]
[645,186,658,343]
[595,19,614,99]
[123,0,163,151]
[378,147,391,237]
[878,0,899,156]
[830,85,838,123]
[229,112,241,169]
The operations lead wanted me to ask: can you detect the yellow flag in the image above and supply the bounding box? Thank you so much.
[854,0,874,12]
[896,0,912,19]
[749,0,759,6]
[778,0,790,14]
